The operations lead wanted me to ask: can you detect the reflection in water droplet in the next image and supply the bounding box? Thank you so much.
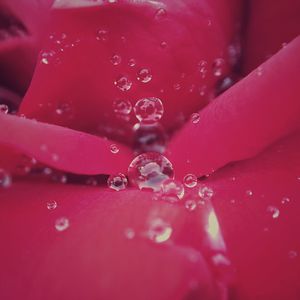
[199,186,214,200]
[212,58,225,77]
[55,217,69,231]
[134,97,164,124]
[0,169,12,188]
[267,206,280,219]
[183,174,198,188]
[128,152,174,192]
[107,173,128,191]
[191,113,200,124]
[147,217,172,243]
[185,199,197,211]
[124,228,135,240]
[110,144,119,154]
[47,200,57,210]
[111,54,122,66]
[114,75,132,91]
[137,68,152,83]
[0,104,9,114]
[160,179,184,202]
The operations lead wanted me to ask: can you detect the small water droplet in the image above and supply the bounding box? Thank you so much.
[198,186,214,200]
[154,8,167,21]
[212,58,225,77]
[185,199,197,211]
[113,99,132,117]
[96,29,108,41]
[107,173,128,191]
[51,153,59,162]
[137,68,152,83]
[246,190,253,197]
[256,66,263,76]
[0,104,9,114]
[128,58,136,67]
[160,41,167,49]
[191,113,200,124]
[47,200,57,210]
[267,206,280,219]
[128,152,174,192]
[288,250,298,259]
[124,228,135,239]
[281,197,291,204]
[0,169,12,188]
[183,174,198,188]
[110,54,122,66]
[55,217,69,231]
[198,60,208,78]
[110,144,119,154]
[134,97,164,124]
[114,75,132,91]
[173,83,181,91]
[160,179,185,202]
[55,103,71,116]
[147,217,172,243]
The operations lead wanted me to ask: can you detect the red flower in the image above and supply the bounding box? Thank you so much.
[0,1,300,299]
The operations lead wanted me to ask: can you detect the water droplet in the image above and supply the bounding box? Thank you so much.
[183,174,198,188]
[128,58,136,67]
[133,123,167,154]
[107,173,128,191]
[191,113,200,124]
[96,29,108,41]
[154,8,167,21]
[198,60,208,78]
[0,104,9,114]
[0,169,12,188]
[137,68,152,83]
[281,197,291,205]
[185,199,197,211]
[198,186,214,200]
[160,41,167,49]
[246,190,253,197]
[55,103,71,115]
[160,179,184,202]
[114,75,132,91]
[288,250,298,259]
[55,217,69,231]
[267,206,280,219]
[113,99,132,117]
[110,54,122,66]
[147,217,172,243]
[212,58,225,77]
[124,228,135,239]
[110,144,119,154]
[128,152,174,192]
[51,153,59,162]
[47,200,57,210]
[256,66,263,76]
[173,83,181,91]
[134,97,164,124]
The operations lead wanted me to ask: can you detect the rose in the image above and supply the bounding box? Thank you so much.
[0,1,300,300]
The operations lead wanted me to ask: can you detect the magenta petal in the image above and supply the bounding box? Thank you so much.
[167,36,300,178]
[0,113,132,174]
[0,181,222,300]
[207,132,300,300]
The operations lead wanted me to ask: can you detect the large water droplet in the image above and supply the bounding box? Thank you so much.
[114,75,132,91]
[55,217,69,231]
[47,200,58,210]
[0,104,9,114]
[128,152,174,192]
[111,54,122,66]
[137,68,152,83]
[0,169,12,188]
[212,58,225,77]
[267,206,280,219]
[147,217,172,243]
[107,173,128,191]
[183,174,198,188]
[134,97,164,124]
[198,186,214,201]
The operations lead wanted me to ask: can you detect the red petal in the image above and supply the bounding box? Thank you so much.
[243,0,300,73]
[19,0,241,143]
[0,113,132,174]
[0,181,225,300]
[167,36,300,178]
[208,132,300,300]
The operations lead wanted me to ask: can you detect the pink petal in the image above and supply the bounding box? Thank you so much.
[0,181,225,300]
[167,36,300,178]
[0,113,132,174]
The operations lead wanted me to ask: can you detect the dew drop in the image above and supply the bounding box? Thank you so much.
[55,217,69,231]
[114,75,132,91]
[0,169,12,188]
[107,173,128,191]
[154,8,167,21]
[185,199,197,211]
[110,54,122,66]
[124,228,135,239]
[128,152,174,192]
[191,113,200,124]
[198,186,214,200]
[183,174,198,188]
[198,60,208,78]
[0,104,9,114]
[256,66,263,76]
[110,144,119,154]
[96,29,108,41]
[134,97,164,124]
[288,250,298,259]
[246,190,253,197]
[55,103,71,116]
[160,179,185,202]
[137,68,152,83]
[147,217,172,243]
[281,197,291,205]
[113,99,132,116]
[267,205,280,219]
[128,58,136,67]
[212,58,225,77]
[160,41,167,49]
[47,200,57,210]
